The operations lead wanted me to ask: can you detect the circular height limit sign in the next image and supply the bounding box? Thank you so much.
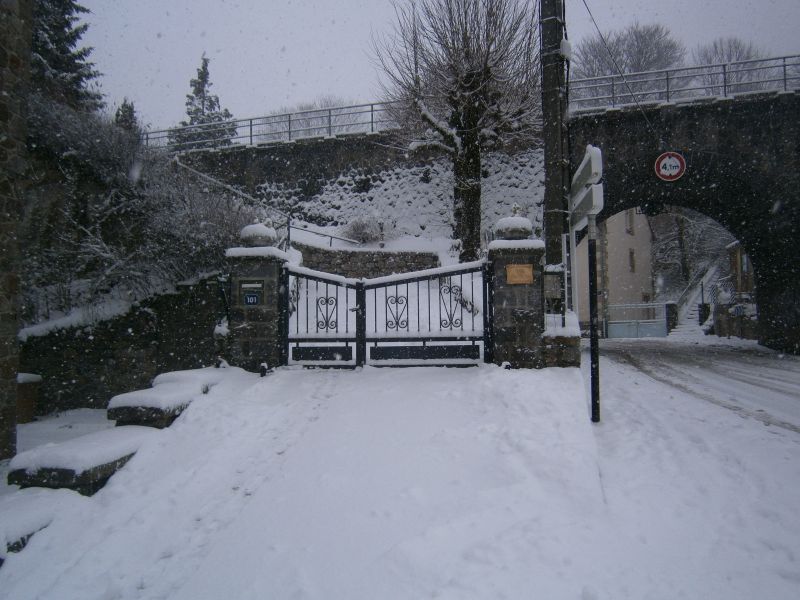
[654,151,686,182]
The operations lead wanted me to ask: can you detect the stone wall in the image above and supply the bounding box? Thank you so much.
[712,304,758,341]
[0,0,32,459]
[19,277,225,414]
[294,242,440,278]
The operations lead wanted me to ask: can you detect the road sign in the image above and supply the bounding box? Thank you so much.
[654,151,686,181]
[568,144,604,423]
[570,183,604,232]
[570,144,603,197]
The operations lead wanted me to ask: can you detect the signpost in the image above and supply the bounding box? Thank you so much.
[570,145,604,423]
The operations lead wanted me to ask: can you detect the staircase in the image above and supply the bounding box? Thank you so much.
[667,264,720,340]
[2,365,241,567]
[668,303,705,339]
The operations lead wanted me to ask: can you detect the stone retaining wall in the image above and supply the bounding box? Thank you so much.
[294,242,440,278]
[19,277,225,415]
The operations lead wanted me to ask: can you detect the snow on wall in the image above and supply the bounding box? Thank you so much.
[258,149,544,240]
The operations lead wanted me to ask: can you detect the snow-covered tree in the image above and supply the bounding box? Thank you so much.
[169,55,237,151]
[31,0,103,112]
[114,98,139,133]
[650,207,735,295]
[693,38,768,95]
[374,0,540,261]
[21,94,254,322]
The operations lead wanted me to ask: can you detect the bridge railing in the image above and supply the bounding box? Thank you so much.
[570,54,800,111]
[143,101,402,151]
[143,54,799,151]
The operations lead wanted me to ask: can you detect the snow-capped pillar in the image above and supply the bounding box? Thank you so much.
[224,223,289,372]
[488,214,546,368]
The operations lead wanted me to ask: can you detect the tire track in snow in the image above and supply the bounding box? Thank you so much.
[603,346,800,434]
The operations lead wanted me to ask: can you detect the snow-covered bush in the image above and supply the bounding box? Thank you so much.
[342,215,383,244]
[21,95,256,323]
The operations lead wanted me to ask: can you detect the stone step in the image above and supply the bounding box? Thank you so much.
[107,367,229,428]
[0,488,82,568]
[7,426,158,496]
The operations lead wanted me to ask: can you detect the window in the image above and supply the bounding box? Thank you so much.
[629,249,636,273]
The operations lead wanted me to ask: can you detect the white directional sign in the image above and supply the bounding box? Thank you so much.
[570,183,604,231]
[570,144,603,197]
[569,145,604,232]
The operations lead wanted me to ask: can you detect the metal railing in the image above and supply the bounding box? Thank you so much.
[143,54,799,152]
[144,101,401,151]
[571,54,800,110]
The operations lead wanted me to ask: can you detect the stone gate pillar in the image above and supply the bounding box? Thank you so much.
[225,224,289,372]
[488,213,546,368]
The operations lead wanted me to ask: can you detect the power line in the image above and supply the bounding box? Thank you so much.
[578,0,664,146]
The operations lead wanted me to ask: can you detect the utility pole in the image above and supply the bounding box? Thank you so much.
[539,0,568,267]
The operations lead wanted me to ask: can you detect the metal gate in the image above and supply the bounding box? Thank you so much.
[282,261,493,367]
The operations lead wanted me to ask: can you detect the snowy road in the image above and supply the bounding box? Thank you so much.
[1,337,799,599]
[598,337,800,432]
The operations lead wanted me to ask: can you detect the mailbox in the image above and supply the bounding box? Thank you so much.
[240,281,264,306]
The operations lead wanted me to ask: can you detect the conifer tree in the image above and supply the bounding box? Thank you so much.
[169,55,237,151]
[31,0,104,112]
[114,98,139,133]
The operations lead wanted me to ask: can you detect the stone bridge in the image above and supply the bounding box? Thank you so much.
[569,91,800,352]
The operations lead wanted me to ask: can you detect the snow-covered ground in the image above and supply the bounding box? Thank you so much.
[1,337,799,599]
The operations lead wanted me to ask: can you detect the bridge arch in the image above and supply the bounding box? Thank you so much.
[569,91,800,352]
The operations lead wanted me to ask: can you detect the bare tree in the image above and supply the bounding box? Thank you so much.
[374,0,540,260]
[650,207,735,296]
[571,23,684,105]
[693,37,768,95]
[572,22,685,78]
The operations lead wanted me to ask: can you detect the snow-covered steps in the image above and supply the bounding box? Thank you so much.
[107,367,229,428]
[7,426,158,496]
[0,488,83,568]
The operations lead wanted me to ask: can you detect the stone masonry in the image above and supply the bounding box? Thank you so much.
[488,242,546,368]
[293,241,439,278]
[0,0,31,459]
[226,253,287,372]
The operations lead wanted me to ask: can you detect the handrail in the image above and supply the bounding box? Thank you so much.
[172,157,362,249]
[673,268,708,310]
[293,227,362,247]
[143,101,402,150]
[571,53,800,110]
[143,53,799,151]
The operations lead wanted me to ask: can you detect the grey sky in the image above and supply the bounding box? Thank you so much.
[80,1,800,130]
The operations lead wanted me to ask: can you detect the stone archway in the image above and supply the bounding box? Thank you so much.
[570,92,800,353]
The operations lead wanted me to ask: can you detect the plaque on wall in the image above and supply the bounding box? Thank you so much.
[505,264,534,285]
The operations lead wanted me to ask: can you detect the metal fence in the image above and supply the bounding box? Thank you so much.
[571,54,800,110]
[143,54,799,151]
[605,303,668,338]
[143,102,401,150]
